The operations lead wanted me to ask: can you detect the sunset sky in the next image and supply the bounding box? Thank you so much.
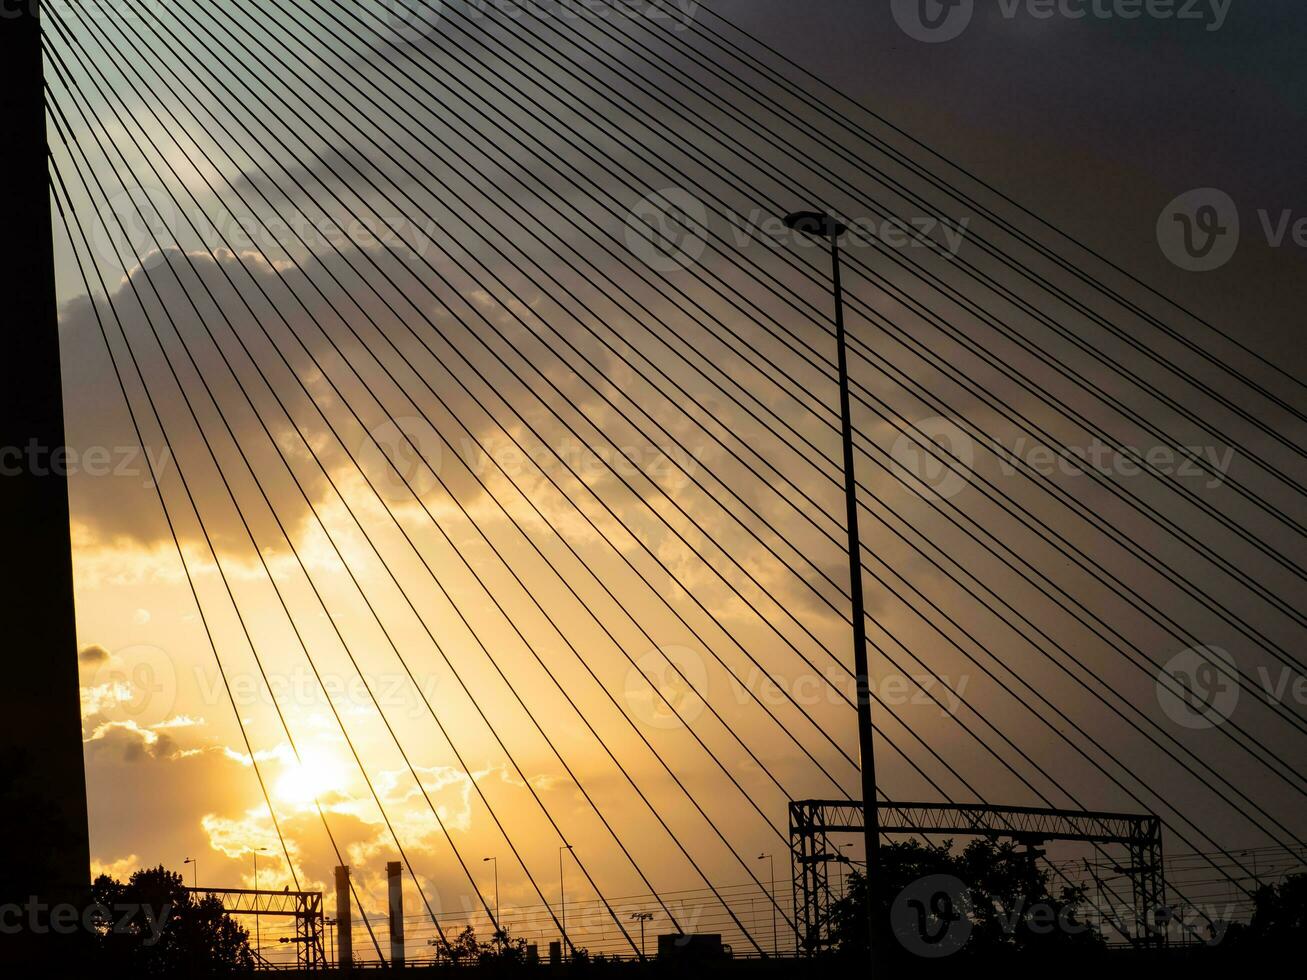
[46,0,1306,960]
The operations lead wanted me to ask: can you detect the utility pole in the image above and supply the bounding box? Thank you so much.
[0,4,92,969]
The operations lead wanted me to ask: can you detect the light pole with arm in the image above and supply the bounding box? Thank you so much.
[784,210,881,969]
[183,857,197,890]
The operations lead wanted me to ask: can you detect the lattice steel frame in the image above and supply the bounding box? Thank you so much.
[190,886,326,969]
[789,800,1166,954]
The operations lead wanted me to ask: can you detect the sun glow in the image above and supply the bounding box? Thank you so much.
[273,747,347,806]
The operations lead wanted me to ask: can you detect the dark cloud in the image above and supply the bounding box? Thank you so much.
[79,643,111,667]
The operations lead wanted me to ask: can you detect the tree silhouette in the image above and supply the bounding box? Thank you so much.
[91,866,253,976]
[433,923,575,966]
[828,839,1103,961]
[1224,873,1307,948]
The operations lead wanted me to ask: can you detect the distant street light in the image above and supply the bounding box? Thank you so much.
[252,846,268,956]
[784,209,880,971]
[483,856,501,950]
[183,856,197,890]
[757,853,778,957]
[838,843,855,900]
[559,844,574,957]
[630,911,654,961]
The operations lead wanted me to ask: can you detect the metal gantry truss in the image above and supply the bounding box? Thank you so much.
[789,800,1166,955]
[189,886,326,969]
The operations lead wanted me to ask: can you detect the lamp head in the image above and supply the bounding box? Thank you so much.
[783,210,846,239]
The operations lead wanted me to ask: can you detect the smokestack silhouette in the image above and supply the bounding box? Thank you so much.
[334,865,352,970]
[387,861,404,967]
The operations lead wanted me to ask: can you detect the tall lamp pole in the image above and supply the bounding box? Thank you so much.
[252,846,268,958]
[483,857,500,949]
[631,911,654,961]
[559,844,574,957]
[784,211,880,966]
[757,853,778,957]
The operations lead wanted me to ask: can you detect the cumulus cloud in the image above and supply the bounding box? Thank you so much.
[84,719,193,763]
[91,853,142,882]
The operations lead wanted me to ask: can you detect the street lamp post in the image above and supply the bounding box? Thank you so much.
[559,844,574,958]
[838,843,855,900]
[252,846,268,959]
[483,857,500,950]
[784,210,881,967]
[757,853,778,957]
[631,911,654,961]
[183,857,197,890]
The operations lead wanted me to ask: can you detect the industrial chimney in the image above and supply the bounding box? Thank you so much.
[387,861,405,967]
[334,865,352,970]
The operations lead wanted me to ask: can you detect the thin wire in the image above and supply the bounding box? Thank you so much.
[54,11,632,956]
[688,0,1307,404]
[342,0,1307,759]
[496,0,1307,637]
[80,0,854,809]
[613,0,1307,476]
[117,0,1301,815]
[46,136,387,964]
